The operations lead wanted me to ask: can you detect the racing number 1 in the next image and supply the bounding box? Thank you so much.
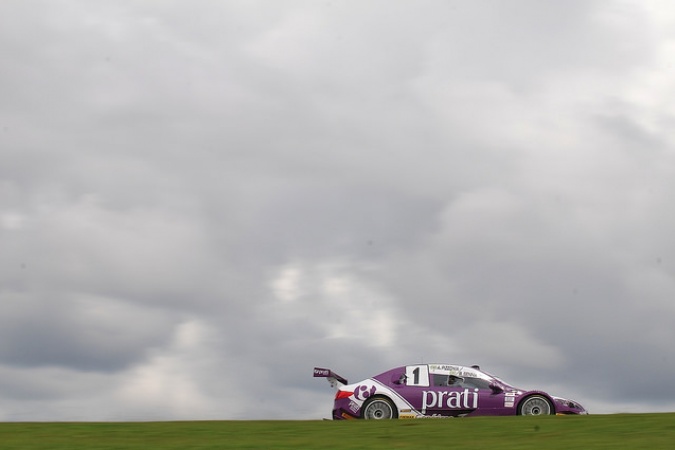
[405,365,429,387]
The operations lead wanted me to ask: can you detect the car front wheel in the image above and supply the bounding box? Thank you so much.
[362,397,397,420]
[518,395,554,415]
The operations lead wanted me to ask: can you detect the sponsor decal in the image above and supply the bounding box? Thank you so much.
[504,392,516,408]
[314,368,330,376]
[422,388,479,410]
[354,384,376,401]
[429,364,459,373]
[399,414,417,419]
[348,400,360,414]
[427,365,479,378]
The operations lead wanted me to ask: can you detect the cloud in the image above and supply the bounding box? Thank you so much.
[1,0,675,419]
[0,292,176,371]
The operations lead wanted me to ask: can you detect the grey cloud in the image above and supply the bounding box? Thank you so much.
[0,292,178,371]
[1,0,675,420]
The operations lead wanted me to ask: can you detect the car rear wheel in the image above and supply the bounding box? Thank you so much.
[518,395,553,416]
[362,397,397,420]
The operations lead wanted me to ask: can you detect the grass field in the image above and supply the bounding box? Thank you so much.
[0,413,673,449]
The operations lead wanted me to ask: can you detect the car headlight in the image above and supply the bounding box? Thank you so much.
[554,397,580,409]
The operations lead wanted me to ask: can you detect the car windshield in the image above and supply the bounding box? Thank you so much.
[460,377,492,390]
[480,371,519,390]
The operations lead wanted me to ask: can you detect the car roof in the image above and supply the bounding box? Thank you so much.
[426,364,493,380]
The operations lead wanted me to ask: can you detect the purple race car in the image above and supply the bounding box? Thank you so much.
[314,364,586,419]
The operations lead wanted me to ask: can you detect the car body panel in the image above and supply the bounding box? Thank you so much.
[314,363,587,419]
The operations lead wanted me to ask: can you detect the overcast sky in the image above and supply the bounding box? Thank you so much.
[2,0,675,420]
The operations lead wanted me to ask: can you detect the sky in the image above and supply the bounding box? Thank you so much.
[1,0,675,420]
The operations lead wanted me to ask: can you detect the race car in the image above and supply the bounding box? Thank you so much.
[314,364,586,419]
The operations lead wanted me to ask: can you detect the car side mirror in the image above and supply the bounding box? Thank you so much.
[489,382,504,394]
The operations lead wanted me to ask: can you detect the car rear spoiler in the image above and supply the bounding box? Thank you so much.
[313,367,348,388]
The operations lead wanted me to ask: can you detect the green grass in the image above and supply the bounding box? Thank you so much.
[0,414,673,449]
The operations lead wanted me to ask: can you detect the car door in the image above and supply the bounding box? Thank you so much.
[460,377,507,416]
[394,365,478,417]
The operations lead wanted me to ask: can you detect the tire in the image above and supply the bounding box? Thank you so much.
[518,395,554,416]
[362,397,398,420]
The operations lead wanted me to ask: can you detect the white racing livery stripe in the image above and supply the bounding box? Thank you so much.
[349,378,422,418]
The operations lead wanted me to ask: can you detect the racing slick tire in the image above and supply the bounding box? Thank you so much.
[518,395,554,416]
[362,396,398,420]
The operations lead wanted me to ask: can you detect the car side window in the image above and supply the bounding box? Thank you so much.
[432,374,447,386]
[462,377,491,390]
